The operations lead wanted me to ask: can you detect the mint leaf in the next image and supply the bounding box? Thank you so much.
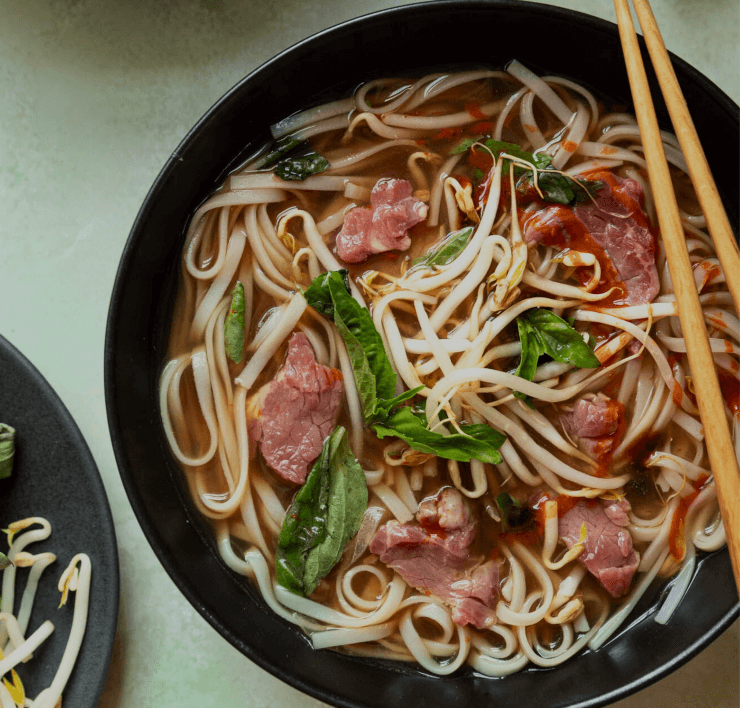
[276,427,368,596]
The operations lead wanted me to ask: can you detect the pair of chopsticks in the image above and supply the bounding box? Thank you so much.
[613,0,740,593]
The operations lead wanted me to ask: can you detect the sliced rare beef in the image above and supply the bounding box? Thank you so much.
[370,488,498,628]
[335,178,428,263]
[559,498,639,597]
[560,393,625,459]
[525,172,658,305]
[248,332,343,484]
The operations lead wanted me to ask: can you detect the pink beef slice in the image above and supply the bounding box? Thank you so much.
[525,172,658,305]
[335,178,428,263]
[559,498,639,597]
[369,488,499,628]
[560,393,625,459]
[248,332,343,484]
[574,174,659,304]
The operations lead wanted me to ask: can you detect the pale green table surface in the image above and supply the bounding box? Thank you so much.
[0,0,737,706]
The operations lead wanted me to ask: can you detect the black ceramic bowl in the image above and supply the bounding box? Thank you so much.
[105,2,739,706]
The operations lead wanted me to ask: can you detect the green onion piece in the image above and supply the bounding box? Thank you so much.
[0,424,15,480]
[224,282,245,364]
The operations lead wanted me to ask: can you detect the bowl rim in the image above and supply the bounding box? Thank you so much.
[105,2,739,706]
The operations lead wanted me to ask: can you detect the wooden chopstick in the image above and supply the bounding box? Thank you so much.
[631,0,740,315]
[613,0,740,593]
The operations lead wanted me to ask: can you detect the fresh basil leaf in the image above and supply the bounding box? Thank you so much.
[303,272,506,458]
[374,386,424,420]
[484,139,551,177]
[0,424,15,480]
[372,407,504,464]
[513,309,599,398]
[572,179,603,204]
[303,270,351,319]
[224,281,245,364]
[275,151,330,181]
[328,276,397,416]
[514,317,541,385]
[473,167,485,182]
[449,136,553,182]
[412,227,474,269]
[0,552,11,571]
[303,271,396,421]
[524,308,600,369]
[519,170,604,206]
[262,136,306,168]
[276,426,368,596]
[532,170,576,204]
[449,136,482,155]
[513,317,543,401]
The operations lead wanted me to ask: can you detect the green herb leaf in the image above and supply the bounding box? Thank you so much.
[450,136,482,155]
[495,493,532,531]
[303,271,396,421]
[261,136,306,168]
[275,151,330,181]
[524,308,600,369]
[512,309,599,397]
[450,136,551,177]
[276,426,368,596]
[372,407,504,464]
[412,227,474,270]
[570,179,603,204]
[454,133,603,205]
[484,139,552,177]
[0,553,12,571]
[303,270,351,320]
[514,317,542,385]
[224,281,245,364]
[520,170,603,206]
[373,386,424,420]
[0,424,15,480]
[513,316,543,401]
[303,273,507,454]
